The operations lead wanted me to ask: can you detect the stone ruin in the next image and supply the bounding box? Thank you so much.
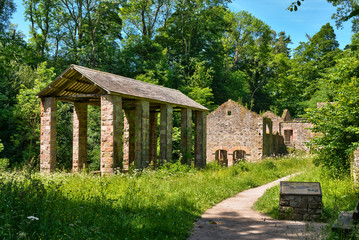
[38,65,208,175]
[206,100,315,165]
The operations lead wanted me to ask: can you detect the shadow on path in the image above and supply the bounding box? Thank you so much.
[189,174,326,240]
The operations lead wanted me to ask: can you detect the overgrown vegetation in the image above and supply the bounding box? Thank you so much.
[0,0,357,171]
[254,159,359,238]
[0,155,310,239]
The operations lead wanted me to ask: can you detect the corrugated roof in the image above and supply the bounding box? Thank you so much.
[38,64,208,111]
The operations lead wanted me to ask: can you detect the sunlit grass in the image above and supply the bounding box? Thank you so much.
[254,159,359,239]
[0,154,311,239]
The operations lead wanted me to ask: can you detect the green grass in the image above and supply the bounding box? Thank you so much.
[0,154,311,239]
[254,158,359,239]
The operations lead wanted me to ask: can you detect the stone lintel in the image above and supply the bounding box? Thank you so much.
[40,97,57,173]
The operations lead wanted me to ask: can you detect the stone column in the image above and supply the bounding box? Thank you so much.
[353,147,359,185]
[100,95,123,175]
[194,111,206,168]
[135,101,150,169]
[72,102,88,172]
[160,105,173,165]
[40,97,57,173]
[150,111,158,168]
[181,108,192,165]
[124,110,136,170]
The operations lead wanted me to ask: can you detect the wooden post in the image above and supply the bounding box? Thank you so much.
[181,108,192,165]
[100,95,123,175]
[160,105,173,165]
[194,111,206,168]
[72,102,88,172]
[150,111,158,168]
[40,97,57,173]
[135,101,150,169]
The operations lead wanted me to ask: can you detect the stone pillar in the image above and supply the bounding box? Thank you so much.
[124,110,136,170]
[150,111,158,168]
[194,111,206,168]
[100,95,123,175]
[353,147,359,185]
[160,105,173,165]
[135,101,150,169]
[72,102,88,172]
[40,97,57,173]
[181,108,192,165]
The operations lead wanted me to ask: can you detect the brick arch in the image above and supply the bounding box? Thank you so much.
[231,146,250,155]
[209,146,230,163]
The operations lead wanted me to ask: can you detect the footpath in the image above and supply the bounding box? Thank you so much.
[189,174,326,240]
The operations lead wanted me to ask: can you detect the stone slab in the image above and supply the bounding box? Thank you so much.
[280,181,322,196]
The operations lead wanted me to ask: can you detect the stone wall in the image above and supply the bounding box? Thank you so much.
[262,117,273,157]
[207,100,267,164]
[279,194,322,221]
[280,121,314,151]
[263,111,282,134]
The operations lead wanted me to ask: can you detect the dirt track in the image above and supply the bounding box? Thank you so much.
[189,174,326,240]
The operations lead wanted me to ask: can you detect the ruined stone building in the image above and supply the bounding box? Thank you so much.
[207,100,315,166]
[38,65,208,175]
[206,100,273,166]
[263,110,314,152]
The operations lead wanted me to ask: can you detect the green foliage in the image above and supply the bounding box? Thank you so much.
[0,155,310,239]
[12,62,55,164]
[0,140,9,170]
[305,49,359,177]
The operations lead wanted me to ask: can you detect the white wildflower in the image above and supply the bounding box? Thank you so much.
[27,216,39,221]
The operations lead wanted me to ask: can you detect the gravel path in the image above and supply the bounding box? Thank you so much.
[189,174,326,240]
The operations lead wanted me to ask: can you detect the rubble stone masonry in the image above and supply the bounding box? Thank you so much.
[40,97,57,173]
[207,100,271,164]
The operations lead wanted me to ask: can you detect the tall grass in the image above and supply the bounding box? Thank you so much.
[254,159,359,239]
[0,154,310,239]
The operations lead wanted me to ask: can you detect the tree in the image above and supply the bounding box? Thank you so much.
[305,48,359,177]
[0,0,15,33]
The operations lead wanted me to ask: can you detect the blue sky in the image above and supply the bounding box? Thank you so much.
[11,0,352,50]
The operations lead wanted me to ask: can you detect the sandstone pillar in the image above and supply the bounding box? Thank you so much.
[181,108,192,165]
[40,97,57,173]
[135,101,150,169]
[100,95,123,175]
[160,105,173,165]
[124,110,136,170]
[72,102,88,172]
[194,111,206,168]
[353,147,359,185]
[150,111,158,168]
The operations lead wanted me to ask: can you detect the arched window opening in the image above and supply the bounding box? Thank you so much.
[215,149,228,166]
[233,150,246,163]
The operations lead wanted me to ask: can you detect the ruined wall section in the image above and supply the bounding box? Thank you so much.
[207,100,264,163]
[263,111,282,134]
[280,121,314,151]
[262,117,273,157]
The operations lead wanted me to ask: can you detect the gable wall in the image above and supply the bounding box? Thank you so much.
[206,100,265,163]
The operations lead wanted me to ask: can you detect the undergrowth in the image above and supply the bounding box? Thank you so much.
[0,154,310,239]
